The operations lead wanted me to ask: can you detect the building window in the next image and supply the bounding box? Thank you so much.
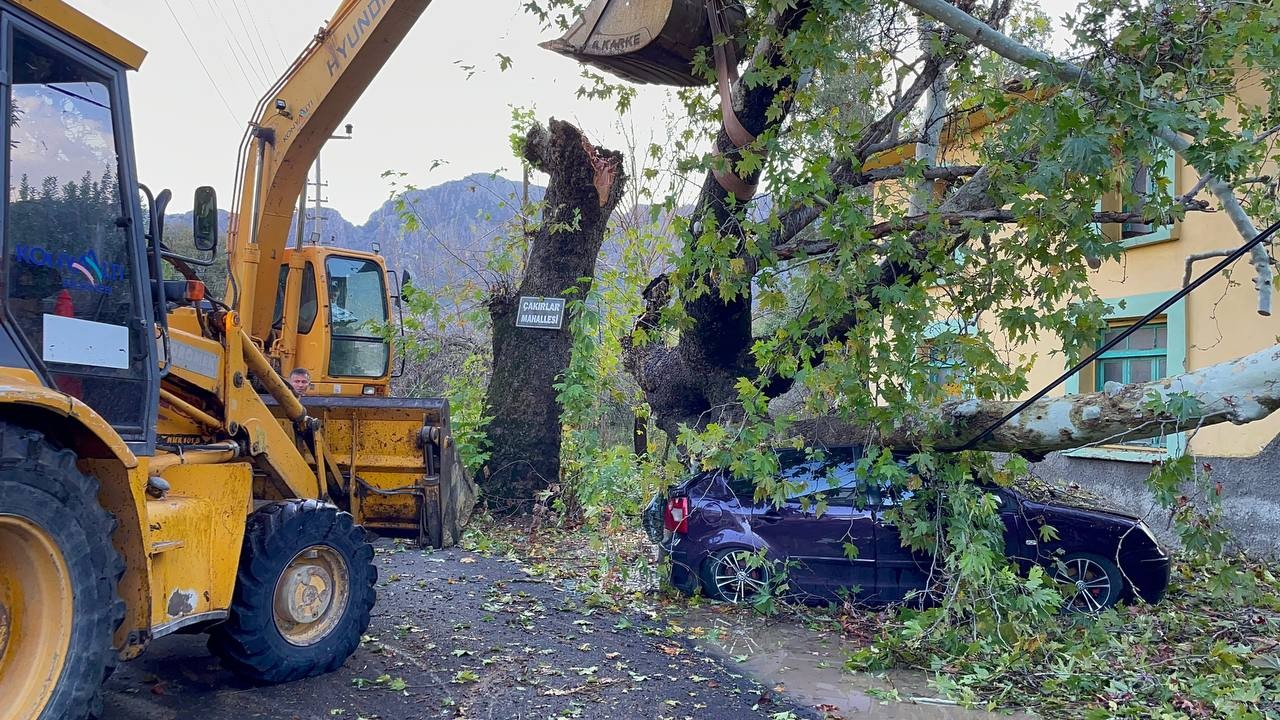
[1103,152,1179,248]
[1100,149,1177,248]
[926,344,968,397]
[1094,322,1167,447]
[1065,292,1186,461]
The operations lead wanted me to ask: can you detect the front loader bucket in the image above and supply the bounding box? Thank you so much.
[267,396,478,548]
[540,0,745,87]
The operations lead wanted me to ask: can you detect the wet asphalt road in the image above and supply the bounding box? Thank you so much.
[101,541,813,720]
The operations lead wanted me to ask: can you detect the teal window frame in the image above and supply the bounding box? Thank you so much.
[1064,290,1187,461]
[1091,151,1180,251]
[1119,150,1179,249]
[1093,323,1167,448]
[923,318,975,398]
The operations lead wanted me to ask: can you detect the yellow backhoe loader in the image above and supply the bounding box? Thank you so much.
[0,0,740,718]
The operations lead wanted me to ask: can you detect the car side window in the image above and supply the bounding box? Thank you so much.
[877,485,915,507]
[785,460,866,507]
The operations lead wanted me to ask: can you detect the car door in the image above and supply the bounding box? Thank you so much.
[994,488,1038,571]
[870,487,935,604]
[749,456,877,602]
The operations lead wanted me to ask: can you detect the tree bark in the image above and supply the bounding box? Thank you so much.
[625,3,816,440]
[482,119,625,513]
[792,342,1280,456]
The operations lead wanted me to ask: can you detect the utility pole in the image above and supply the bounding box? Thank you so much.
[306,123,354,244]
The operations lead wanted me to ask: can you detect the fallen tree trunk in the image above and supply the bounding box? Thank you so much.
[793,342,1280,456]
[481,119,625,513]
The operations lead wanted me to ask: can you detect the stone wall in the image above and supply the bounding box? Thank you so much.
[1032,436,1280,557]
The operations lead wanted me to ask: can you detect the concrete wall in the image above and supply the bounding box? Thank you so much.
[1032,436,1280,557]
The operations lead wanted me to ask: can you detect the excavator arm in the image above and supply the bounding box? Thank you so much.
[227,0,432,341]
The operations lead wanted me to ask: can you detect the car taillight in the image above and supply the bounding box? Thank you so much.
[664,496,690,534]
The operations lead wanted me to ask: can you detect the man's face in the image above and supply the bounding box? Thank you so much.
[290,374,310,395]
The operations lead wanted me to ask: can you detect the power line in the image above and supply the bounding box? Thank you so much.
[161,0,239,126]
[237,0,286,76]
[262,5,293,69]
[197,0,268,92]
[230,0,276,81]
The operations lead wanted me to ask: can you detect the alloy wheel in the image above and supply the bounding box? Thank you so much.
[1054,555,1116,613]
[710,550,768,604]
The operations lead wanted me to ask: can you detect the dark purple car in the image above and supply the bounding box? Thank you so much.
[643,447,1171,612]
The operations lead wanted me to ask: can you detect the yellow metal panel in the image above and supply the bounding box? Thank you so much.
[84,460,152,658]
[0,367,41,385]
[146,463,252,633]
[0,377,137,468]
[11,0,146,69]
[268,399,448,537]
[165,313,225,394]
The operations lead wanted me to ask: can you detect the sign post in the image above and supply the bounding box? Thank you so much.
[515,296,566,330]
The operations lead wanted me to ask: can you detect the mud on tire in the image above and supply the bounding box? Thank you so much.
[208,499,376,683]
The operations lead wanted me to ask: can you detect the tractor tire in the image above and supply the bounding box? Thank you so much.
[208,500,376,683]
[0,424,124,720]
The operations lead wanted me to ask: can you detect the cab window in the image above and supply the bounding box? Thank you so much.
[326,256,387,377]
[298,262,318,334]
[3,26,148,432]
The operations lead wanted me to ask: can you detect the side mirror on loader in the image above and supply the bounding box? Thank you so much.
[193,186,219,253]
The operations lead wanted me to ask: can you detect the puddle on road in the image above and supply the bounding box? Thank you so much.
[676,606,1033,719]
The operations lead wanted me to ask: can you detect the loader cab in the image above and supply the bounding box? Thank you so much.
[0,3,157,448]
[272,245,394,397]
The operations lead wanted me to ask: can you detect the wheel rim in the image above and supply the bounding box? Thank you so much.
[1054,557,1113,613]
[712,551,767,603]
[0,514,75,720]
[273,544,350,646]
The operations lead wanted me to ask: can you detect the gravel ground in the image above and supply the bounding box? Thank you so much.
[101,540,813,720]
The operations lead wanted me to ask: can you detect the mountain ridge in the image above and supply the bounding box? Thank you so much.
[166,172,545,292]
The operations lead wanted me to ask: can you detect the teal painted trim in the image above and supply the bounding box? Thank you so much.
[1119,227,1174,249]
[1093,347,1166,359]
[1064,446,1167,463]
[1063,289,1187,459]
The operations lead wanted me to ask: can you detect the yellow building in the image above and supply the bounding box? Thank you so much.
[927,75,1280,551]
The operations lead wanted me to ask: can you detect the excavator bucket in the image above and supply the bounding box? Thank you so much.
[541,0,745,87]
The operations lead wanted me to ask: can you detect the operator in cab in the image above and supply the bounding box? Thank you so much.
[289,367,312,397]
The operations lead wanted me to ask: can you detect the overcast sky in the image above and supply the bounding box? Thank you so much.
[69,0,1080,221]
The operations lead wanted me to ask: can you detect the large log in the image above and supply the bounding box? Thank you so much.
[794,343,1280,456]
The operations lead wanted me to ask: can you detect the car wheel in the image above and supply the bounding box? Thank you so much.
[1053,552,1124,613]
[701,548,770,604]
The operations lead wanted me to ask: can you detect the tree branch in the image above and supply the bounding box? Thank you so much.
[778,197,1211,260]
[898,0,1274,316]
[793,342,1280,456]
[910,20,949,215]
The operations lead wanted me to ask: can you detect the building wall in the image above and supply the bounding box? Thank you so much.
[987,72,1280,554]
[1032,436,1280,557]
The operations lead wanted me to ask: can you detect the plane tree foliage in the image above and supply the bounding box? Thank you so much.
[504,0,1280,715]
